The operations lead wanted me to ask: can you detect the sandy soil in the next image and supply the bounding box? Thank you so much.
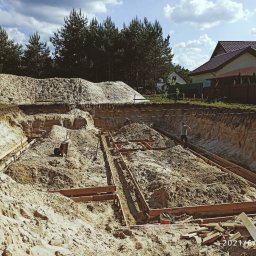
[114,123,256,209]
[0,172,229,256]
[5,125,107,190]
[125,145,256,208]
[0,74,146,105]
[0,109,252,255]
[113,123,173,148]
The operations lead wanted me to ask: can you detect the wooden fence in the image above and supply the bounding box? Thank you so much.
[203,83,256,104]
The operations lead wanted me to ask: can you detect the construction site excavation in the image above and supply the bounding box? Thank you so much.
[1,74,256,256]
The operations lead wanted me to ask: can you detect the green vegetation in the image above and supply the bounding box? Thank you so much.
[0,27,22,75]
[0,9,176,90]
[145,94,256,111]
[22,32,51,78]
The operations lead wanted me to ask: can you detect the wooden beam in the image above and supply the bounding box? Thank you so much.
[114,139,154,144]
[70,193,116,202]
[149,201,256,219]
[0,137,28,161]
[119,153,150,212]
[49,185,116,197]
[0,139,36,171]
[119,148,146,153]
[202,232,221,245]
[239,212,256,241]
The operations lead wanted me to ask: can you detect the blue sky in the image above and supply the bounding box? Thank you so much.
[1,0,256,71]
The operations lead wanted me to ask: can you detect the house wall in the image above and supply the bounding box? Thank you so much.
[192,72,216,83]
[168,72,186,84]
[219,53,256,74]
[192,53,256,83]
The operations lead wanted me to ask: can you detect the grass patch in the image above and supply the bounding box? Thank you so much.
[145,94,256,111]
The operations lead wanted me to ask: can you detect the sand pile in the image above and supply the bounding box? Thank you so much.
[0,74,146,105]
[5,125,107,189]
[125,145,256,208]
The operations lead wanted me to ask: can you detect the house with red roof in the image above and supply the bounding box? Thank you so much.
[191,41,256,83]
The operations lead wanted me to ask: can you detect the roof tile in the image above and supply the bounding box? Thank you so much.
[192,46,256,75]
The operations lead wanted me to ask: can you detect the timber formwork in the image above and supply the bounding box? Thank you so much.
[101,130,256,225]
[50,128,256,227]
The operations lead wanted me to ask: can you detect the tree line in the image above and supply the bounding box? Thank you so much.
[0,9,190,91]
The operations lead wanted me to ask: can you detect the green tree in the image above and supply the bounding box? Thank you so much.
[50,9,89,78]
[22,32,51,78]
[86,18,103,81]
[143,20,173,89]
[171,64,191,83]
[120,18,145,88]
[0,26,22,74]
[120,18,173,91]
[101,17,120,81]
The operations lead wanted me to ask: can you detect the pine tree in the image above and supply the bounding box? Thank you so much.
[101,17,120,81]
[0,27,22,74]
[120,18,173,91]
[50,9,89,78]
[22,32,51,78]
[87,18,104,81]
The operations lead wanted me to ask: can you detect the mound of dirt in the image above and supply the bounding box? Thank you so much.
[6,125,107,189]
[125,145,256,208]
[0,74,146,105]
[113,123,173,148]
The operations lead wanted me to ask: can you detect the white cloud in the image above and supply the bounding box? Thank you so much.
[251,28,256,35]
[5,27,27,45]
[0,0,122,43]
[173,34,216,70]
[164,0,250,30]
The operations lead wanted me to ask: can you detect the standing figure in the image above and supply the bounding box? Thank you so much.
[180,122,191,148]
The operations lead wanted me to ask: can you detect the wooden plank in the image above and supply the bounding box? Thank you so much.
[0,139,35,171]
[239,212,256,241]
[119,153,150,212]
[194,236,202,244]
[0,137,28,161]
[70,193,116,202]
[181,232,197,239]
[119,148,146,153]
[215,224,225,233]
[50,185,116,196]
[115,194,129,227]
[229,232,242,240]
[202,232,221,245]
[149,201,256,219]
[200,223,218,228]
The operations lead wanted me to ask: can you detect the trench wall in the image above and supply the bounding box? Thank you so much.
[79,103,256,171]
[18,103,256,171]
